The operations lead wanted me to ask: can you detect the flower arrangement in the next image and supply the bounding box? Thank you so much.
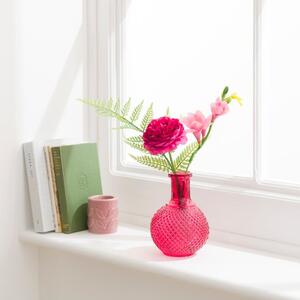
[81,86,242,174]
[82,86,242,257]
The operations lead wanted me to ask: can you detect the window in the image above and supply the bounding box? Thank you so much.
[121,0,253,178]
[260,0,300,186]
[85,0,300,258]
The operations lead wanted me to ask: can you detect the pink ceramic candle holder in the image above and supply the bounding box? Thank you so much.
[88,195,118,234]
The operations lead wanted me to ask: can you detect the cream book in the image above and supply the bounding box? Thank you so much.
[44,146,62,232]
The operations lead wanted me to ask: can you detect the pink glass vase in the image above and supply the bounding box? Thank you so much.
[150,172,209,257]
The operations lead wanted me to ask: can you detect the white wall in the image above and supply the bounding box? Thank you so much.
[0,1,83,299]
[0,1,39,299]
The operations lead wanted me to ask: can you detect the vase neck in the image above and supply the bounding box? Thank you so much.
[169,172,192,207]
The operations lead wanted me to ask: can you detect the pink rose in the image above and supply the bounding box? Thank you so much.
[143,117,187,155]
[211,98,229,121]
[182,111,211,143]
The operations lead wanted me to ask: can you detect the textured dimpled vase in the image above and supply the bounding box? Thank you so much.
[88,195,118,234]
[150,173,209,257]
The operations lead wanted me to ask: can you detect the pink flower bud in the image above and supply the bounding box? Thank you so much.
[211,98,229,121]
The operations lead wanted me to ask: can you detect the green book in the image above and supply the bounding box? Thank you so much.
[51,143,102,233]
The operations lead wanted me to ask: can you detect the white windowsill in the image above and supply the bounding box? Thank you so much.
[20,224,300,300]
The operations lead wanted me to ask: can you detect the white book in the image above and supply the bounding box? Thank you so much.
[23,141,55,232]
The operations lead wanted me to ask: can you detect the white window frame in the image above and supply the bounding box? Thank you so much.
[84,0,300,258]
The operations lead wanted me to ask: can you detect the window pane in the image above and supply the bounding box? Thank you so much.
[121,0,253,177]
[261,0,300,185]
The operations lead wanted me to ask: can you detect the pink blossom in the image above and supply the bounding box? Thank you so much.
[211,98,229,121]
[143,117,187,155]
[182,111,211,143]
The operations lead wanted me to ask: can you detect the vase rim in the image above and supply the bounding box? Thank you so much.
[168,171,192,177]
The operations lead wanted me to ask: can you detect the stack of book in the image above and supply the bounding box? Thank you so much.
[23,141,102,233]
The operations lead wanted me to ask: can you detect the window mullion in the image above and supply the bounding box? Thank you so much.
[253,0,262,183]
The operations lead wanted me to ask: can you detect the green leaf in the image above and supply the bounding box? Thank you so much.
[121,98,131,117]
[80,98,143,132]
[124,141,147,153]
[130,100,144,122]
[114,98,120,113]
[124,135,145,153]
[221,86,229,100]
[79,99,103,109]
[129,154,170,172]
[125,135,143,143]
[140,103,153,130]
[112,125,139,130]
[174,142,199,171]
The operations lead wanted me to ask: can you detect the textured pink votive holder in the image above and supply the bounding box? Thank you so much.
[88,195,118,234]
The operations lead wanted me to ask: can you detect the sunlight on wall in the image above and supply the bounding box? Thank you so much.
[17,0,83,142]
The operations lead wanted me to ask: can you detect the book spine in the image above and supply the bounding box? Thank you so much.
[44,147,61,232]
[43,146,57,230]
[47,147,62,232]
[23,142,55,233]
[51,147,70,233]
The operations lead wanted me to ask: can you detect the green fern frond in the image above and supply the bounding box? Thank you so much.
[114,98,120,113]
[125,141,147,153]
[129,154,170,172]
[125,135,143,143]
[130,100,144,122]
[121,98,131,117]
[112,125,139,130]
[174,142,199,171]
[124,135,145,152]
[79,99,101,109]
[80,98,143,132]
[140,103,153,130]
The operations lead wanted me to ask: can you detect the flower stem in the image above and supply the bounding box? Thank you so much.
[168,152,176,174]
[168,152,184,206]
[185,123,213,172]
[162,154,173,173]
